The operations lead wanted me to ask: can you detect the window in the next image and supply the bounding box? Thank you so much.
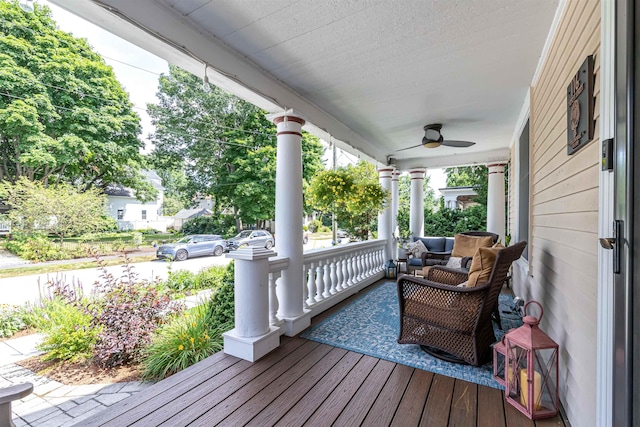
[142,210,147,220]
[518,120,530,259]
[117,209,124,220]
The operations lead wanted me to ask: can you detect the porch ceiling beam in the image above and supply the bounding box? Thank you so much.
[51,0,385,164]
[392,147,510,171]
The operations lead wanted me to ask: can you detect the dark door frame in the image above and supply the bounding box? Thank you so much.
[613,1,637,426]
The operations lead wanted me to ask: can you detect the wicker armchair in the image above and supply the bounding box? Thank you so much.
[397,241,526,366]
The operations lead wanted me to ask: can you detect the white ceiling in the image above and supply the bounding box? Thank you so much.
[54,0,560,169]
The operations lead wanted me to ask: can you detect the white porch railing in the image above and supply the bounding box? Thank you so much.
[224,240,388,361]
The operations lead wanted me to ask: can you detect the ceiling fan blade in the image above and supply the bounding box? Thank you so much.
[441,140,476,148]
[396,143,424,152]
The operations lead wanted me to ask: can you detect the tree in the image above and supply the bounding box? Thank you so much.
[148,65,324,228]
[0,1,153,198]
[0,178,112,243]
[306,161,388,240]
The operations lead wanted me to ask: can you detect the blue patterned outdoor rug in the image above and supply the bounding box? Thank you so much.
[301,281,523,389]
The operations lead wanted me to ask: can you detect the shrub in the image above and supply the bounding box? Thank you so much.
[5,234,70,261]
[89,254,184,368]
[194,266,226,291]
[141,303,230,380]
[205,261,235,326]
[36,298,99,363]
[307,219,322,233]
[0,304,25,338]
[164,270,197,293]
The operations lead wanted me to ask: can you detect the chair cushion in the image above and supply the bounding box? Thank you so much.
[445,256,463,269]
[467,243,505,287]
[451,234,494,257]
[408,257,423,266]
[444,238,455,252]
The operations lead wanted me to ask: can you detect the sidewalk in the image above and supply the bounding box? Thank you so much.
[0,247,157,271]
[0,334,152,427]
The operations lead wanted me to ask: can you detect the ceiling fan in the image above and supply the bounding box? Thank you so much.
[396,123,476,151]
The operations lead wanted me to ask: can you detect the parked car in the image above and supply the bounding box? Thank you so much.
[227,229,275,250]
[156,234,227,261]
[337,229,348,238]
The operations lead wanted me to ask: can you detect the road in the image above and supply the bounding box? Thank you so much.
[0,236,343,306]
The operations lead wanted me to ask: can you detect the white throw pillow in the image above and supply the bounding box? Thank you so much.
[408,239,428,258]
[446,256,463,269]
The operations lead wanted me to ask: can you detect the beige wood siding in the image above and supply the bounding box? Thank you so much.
[511,2,600,426]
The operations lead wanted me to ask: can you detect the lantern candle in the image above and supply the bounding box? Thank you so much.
[520,369,542,410]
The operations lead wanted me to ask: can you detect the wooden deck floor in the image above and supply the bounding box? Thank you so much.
[79,282,567,426]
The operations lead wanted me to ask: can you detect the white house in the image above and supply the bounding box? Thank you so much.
[105,170,168,232]
[438,186,478,210]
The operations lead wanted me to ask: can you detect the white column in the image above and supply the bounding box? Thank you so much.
[378,168,394,261]
[487,163,506,241]
[391,170,400,239]
[267,111,310,336]
[409,168,426,238]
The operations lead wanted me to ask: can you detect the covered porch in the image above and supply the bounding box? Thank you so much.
[50,1,620,426]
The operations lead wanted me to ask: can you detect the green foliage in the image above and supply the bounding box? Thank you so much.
[205,261,235,327]
[0,304,25,338]
[423,204,487,237]
[5,233,68,261]
[181,215,236,236]
[141,303,229,380]
[0,178,112,243]
[164,270,197,293]
[306,161,388,240]
[36,298,99,363]
[0,1,152,197]
[307,219,322,233]
[148,65,325,227]
[194,266,227,290]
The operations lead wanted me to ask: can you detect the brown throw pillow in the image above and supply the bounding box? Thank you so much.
[451,234,494,257]
[467,243,505,287]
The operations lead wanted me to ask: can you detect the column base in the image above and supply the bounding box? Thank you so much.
[280,310,311,336]
[223,326,281,362]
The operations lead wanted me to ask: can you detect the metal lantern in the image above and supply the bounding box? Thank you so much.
[385,259,397,279]
[492,336,508,387]
[504,301,559,420]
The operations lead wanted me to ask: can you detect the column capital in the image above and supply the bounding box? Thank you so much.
[266,110,306,126]
[392,170,401,180]
[408,168,426,179]
[377,167,394,179]
[487,163,507,174]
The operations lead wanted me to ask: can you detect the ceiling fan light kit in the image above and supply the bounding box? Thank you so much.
[421,136,442,148]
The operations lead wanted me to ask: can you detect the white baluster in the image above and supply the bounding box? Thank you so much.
[306,262,316,306]
[302,264,310,309]
[335,256,344,292]
[323,259,331,298]
[329,257,338,294]
[365,250,372,278]
[357,250,364,281]
[348,252,355,286]
[315,261,324,302]
[269,272,281,325]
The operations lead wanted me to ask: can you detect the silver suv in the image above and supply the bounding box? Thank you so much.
[227,229,274,250]
[156,234,227,261]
